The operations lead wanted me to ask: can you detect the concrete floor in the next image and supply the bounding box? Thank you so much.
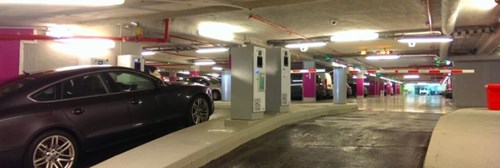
[203,95,450,168]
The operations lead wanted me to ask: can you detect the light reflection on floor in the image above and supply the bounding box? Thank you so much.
[349,95,455,114]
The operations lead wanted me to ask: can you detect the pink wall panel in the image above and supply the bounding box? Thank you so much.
[0,29,33,84]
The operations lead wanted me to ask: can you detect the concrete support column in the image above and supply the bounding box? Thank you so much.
[189,65,200,77]
[370,81,376,96]
[356,73,365,98]
[221,69,231,101]
[334,67,347,104]
[302,61,316,102]
[379,81,385,97]
[169,70,177,82]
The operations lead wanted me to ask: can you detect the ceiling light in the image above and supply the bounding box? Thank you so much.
[194,60,216,66]
[404,75,420,79]
[360,49,367,55]
[0,0,125,6]
[198,22,245,41]
[365,55,400,60]
[212,67,223,71]
[141,51,156,56]
[398,36,453,43]
[285,42,327,48]
[332,62,347,68]
[330,31,379,42]
[196,48,229,54]
[466,0,498,10]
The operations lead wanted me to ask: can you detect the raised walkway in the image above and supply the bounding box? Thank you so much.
[94,102,358,168]
[424,108,500,168]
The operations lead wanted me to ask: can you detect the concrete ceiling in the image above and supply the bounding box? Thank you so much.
[0,0,499,82]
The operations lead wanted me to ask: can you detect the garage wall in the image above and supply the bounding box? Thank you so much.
[453,61,500,108]
[23,40,116,72]
[22,24,143,72]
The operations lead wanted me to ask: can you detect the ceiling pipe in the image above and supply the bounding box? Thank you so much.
[439,0,461,59]
[249,14,309,40]
[426,0,433,33]
[0,18,172,43]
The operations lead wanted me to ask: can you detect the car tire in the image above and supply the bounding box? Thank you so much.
[186,96,211,126]
[24,130,78,168]
[212,90,221,100]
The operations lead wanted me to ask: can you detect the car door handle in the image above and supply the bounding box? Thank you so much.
[130,99,143,105]
[72,107,86,115]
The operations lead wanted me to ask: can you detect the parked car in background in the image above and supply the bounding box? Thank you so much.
[0,65,214,167]
[419,88,429,95]
[290,74,328,100]
[185,76,222,100]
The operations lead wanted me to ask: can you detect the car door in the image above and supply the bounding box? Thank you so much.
[59,73,132,147]
[104,71,175,128]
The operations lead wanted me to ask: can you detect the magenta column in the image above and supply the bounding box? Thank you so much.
[302,61,316,102]
[303,72,316,102]
[356,73,364,98]
[0,29,33,85]
[189,65,200,77]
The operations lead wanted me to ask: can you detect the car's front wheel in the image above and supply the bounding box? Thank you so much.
[24,130,78,168]
[187,97,211,126]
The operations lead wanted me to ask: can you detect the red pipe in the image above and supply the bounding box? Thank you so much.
[0,18,172,43]
[249,14,309,40]
[164,18,170,43]
[426,0,433,33]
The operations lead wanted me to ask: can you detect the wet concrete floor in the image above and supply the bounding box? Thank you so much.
[203,95,448,168]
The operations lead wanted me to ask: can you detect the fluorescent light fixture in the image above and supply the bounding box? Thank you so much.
[330,31,379,42]
[398,36,453,43]
[352,75,367,79]
[178,71,190,75]
[285,42,327,48]
[365,55,400,60]
[198,22,244,41]
[194,61,216,66]
[467,0,497,10]
[369,73,376,77]
[445,60,452,65]
[0,0,125,6]
[332,62,347,68]
[212,67,223,71]
[196,48,229,54]
[141,51,156,56]
[404,75,420,79]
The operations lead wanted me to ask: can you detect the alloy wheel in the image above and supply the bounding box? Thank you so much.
[33,135,75,168]
[191,98,210,124]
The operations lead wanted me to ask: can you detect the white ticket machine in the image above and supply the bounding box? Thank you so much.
[266,48,290,113]
[230,45,266,120]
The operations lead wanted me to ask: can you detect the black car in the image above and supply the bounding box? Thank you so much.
[0,66,214,168]
[184,76,222,100]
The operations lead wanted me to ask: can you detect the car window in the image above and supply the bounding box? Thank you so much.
[62,74,109,99]
[107,71,156,92]
[0,81,24,97]
[32,84,59,101]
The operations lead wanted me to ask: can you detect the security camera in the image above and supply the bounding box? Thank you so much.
[331,20,338,25]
